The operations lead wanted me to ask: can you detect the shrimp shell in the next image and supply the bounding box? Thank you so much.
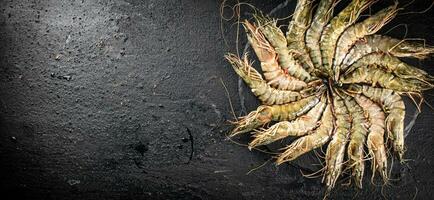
[249,93,327,149]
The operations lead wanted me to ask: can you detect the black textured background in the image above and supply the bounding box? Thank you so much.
[0,0,433,199]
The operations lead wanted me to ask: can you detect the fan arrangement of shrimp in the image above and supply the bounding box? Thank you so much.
[225,0,434,192]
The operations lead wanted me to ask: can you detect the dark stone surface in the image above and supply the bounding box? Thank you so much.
[0,0,433,199]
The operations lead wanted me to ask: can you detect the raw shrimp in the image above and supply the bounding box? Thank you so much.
[306,0,337,72]
[334,4,398,79]
[243,21,308,91]
[354,94,388,182]
[249,92,327,149]
[287,0,314,45]
[340,65,433,92]
[286,0,315,72]
[343,53,432,82]
[324,92,351,190]
[225,54,322,105]
[340,90,369,188]
[347,85,405,161]
[230,96,320,137]
[254,13,312,81]
[320,0,375,76]
[276,103,334,164]
[341,35,434,70]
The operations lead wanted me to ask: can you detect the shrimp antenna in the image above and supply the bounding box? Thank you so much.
[219,1,257,49]
[412,186,419,200]
[422,95,434,112]
[301,165,326,178]
[405,92,422,112]
[314,148,327,160]
[224,130,279,155]
[384,23,407,39]
[220,78,238,121]
[401,0,416,9]
[246,158,272,175]
[220,0,232,49]
[399,0,434,16]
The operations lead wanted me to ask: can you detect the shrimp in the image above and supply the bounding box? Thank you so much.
[306,0,337,73]
[254,13,312,81]
[225,54,322,105]
[340,65,433,92]
[276,103,334,164]
[320,0,375,76]
[343,53,432,82]
[249,92,327,149]
[334,4,398,79]
[341,35,434,70]
[243,21,308,91]
[287,0,314,45]
[230,96,320,137]
[324,91,351,190]
[347,85,406,161]
[387,105,406,162]
[286,0,315,73]
[354,94,388,182]
[340,91,369,188]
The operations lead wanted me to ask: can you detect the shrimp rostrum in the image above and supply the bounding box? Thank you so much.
[224,0,434,195]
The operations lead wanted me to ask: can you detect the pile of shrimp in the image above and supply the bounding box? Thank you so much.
[225,0,434,193]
